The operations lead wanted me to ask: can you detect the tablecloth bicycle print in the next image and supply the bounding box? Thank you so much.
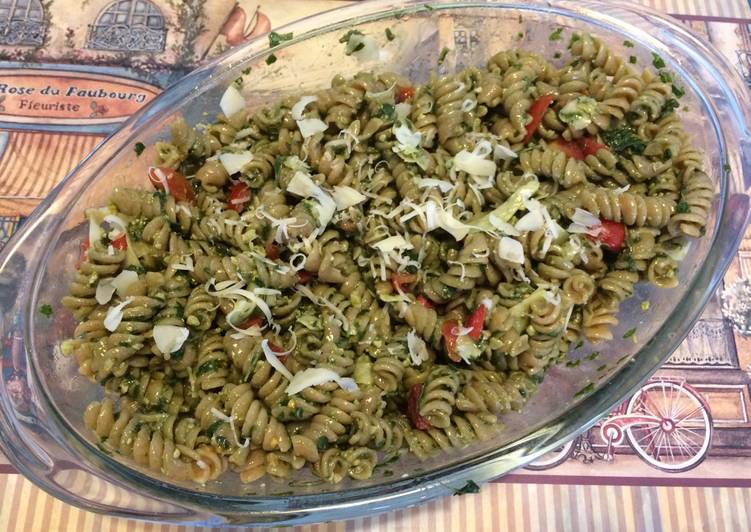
[526,377,713,473]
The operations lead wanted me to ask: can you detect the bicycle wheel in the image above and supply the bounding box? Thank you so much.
[625,380,712,473]
[525,439,576,470]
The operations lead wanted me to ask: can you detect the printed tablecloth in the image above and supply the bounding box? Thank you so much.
[1,0,751,530]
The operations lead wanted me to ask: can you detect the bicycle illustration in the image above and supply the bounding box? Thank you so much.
[526,377,713,473]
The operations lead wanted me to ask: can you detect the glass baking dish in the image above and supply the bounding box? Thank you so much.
[0,0,749,526]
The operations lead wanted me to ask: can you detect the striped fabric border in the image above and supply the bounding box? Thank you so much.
[642,0,751,19]
[0,131,104,199]
[0,474,748,532]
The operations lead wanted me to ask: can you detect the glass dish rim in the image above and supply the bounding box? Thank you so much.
[2,0,750,525]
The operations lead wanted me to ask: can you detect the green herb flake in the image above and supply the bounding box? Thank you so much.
[574,339,584,349]
[452,480,481,496]
[206,420,223,438]
[672,84,685,98]
[385,28,395,41]
[438,47,450,64]
[601,127,646,155]
[424,4,434,11]
[376,103,396,121]
[659,71,672,83]
[268,31,293,48]
[553,51,562,59]
[723,163,731,173]
[676,200,690,213]
[316,436,330,450]
[623,328,637,339]
[652,52,666,69]
[597,364,608,372]
[242,67,252,75]
[629,55,637,64]
[214,435,231,450]
[623,40,635,48]
[196,359,220,376]
[133,142,145,156]
[339,29,363,43]
[574,382,595,398]
[39,304,53,317]
[586,351,600,361]
[549,27,564,41]
[265,53,277,65]
[568,33,580,48]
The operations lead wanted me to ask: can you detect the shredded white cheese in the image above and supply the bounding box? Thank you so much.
[406,330,429,366]
[297,118,328,138]
[416,178,453,193]
[447,260,467,282]
[218,151,253,175]
[295,284,350,332]
[261,339,294,381]
[372,235,413,253]
[210,407,249,448]
[286,171,336,228]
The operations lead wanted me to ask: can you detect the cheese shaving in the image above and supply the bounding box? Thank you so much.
[416,178,453,193]
[104,297,133,332]
[332,185,367,210]
[297,118,328,138]
[372,235,413,253]
[218,151,253,175]
[153,325,189,356]
[494,143,518,161]
[498,236,525,264]
[220,84,245,118]
[291,95,317,120]
[261,339,294,381]
[285,368,358,396]
[515,210,545,232]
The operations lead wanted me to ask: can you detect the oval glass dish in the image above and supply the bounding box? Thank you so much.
[1,0,750,526]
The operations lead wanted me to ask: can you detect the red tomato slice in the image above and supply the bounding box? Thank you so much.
[441,319,461,363]
[407,384,431,430]
[268,341,287,363]
[415,295,434,309]
[590,219,626,252]
[580,137,608,157]
[227,182,251,213]
[298,270,314,284]
[147,167,195,203]
[395,86,415,104]
[465,305,487,341]
[238,315,265,329]
[390,272,417,293]
[265,242,281,260]
[110,234,127,250]
[524,94,554,144]
[552,138,585,160]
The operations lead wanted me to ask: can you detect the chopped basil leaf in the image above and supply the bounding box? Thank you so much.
[659,71,672,83]
[549,27,564,41]
[671,84,685,98]
[586,351,600,361]
[651,52,666,69]
[601,127,646,155]
[452,480,480,496]
[438,47,449,64]
[134,142,145,156]
[385,28,395,41]
[676,200,689,213]
[623,328,637,339]
[659,98,679,119]
[268,31,293,48]
[566,359,581,368]
[629,55,637,64]
[266,53,277,65]
[39,304,53,317]
[574,382,594,398]
[623,40,634,48]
